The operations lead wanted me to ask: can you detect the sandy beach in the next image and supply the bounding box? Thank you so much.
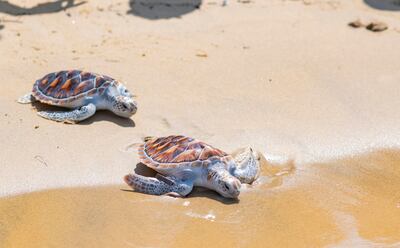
[0,0,400,247]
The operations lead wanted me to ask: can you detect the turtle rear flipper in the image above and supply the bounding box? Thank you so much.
[37,103,96,123]
[232,147,260,184]
[18,93,36,104]
[155,173,176,186]
[143,136,156,142]
[124,173,193,197]
[124,173,173,195]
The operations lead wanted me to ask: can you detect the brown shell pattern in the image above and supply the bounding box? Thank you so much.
[139,135,230,168]
[32,70,117,103]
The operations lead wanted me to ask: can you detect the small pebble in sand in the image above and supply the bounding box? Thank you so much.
[366,22,388,32]
[348,20,364,28]
[196,51,208,58]
[34,125,39,129]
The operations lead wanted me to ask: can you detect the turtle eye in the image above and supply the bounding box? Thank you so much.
[223,183,230,191]
[122,103,129,110]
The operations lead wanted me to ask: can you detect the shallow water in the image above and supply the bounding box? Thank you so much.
[0,149,399,247]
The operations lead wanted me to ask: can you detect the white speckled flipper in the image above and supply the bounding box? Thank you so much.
[18,93,36,104]
[124,173,193,197]
[232,148,260,184]
[37,103,96,123]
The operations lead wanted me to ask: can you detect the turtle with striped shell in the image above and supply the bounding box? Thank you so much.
[124,135,260,198]
[18,70,137,123]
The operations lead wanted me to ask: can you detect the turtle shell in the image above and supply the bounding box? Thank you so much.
[138,135,233,169]
[32,70,118,105]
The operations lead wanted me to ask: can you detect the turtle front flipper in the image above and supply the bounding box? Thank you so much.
[37,103,96,123]
[18,93,36,104]
[231,147,261,184]
[124,173,193,197]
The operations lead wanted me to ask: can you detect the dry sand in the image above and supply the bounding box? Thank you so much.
[0,0,400,247]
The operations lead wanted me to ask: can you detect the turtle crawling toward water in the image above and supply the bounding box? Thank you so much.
[18,70,137,123]
[124,135,261,198]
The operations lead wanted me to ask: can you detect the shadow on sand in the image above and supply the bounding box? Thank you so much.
[127,0,202,20]
[0,0,86,15]
[79,111,136,127]
[0,23,3,39]
[364,0,400,11]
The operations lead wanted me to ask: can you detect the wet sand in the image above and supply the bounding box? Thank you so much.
[1,0,400,247]
[1,150,399,247]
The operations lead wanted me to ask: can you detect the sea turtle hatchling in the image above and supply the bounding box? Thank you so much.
[124,135,261,198]
[18,70,137,123]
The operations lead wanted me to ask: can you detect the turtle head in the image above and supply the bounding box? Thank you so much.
[208,166,241,198]
[231,147,261,184]
[111,95,137,118]
[106,83,138,118]
[216,174,241,198]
